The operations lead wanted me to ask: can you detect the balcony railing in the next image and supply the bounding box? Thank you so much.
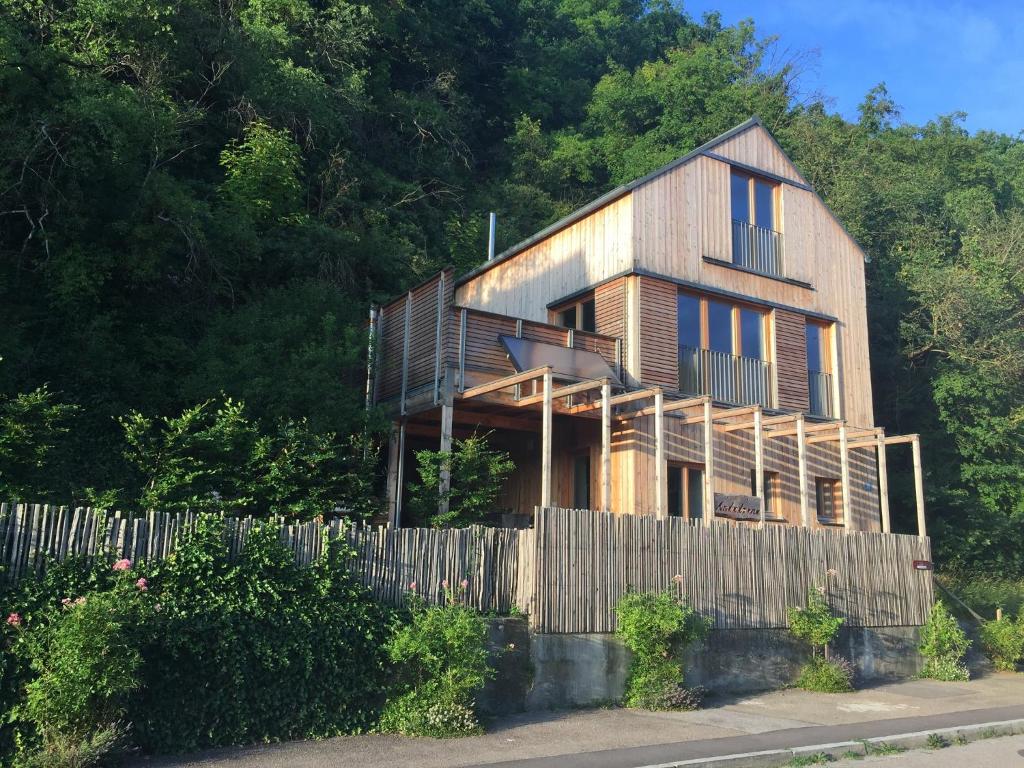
[808,370,833,418]
[731,219,784,277]
[679,345,774,408]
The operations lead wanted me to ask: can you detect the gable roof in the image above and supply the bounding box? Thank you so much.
[455,116,868,287]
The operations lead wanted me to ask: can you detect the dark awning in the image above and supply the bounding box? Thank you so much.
[499,335,622,386]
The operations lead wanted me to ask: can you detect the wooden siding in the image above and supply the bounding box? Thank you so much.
[775,308,810,412]
[710,126,809,185]
[638,276,678,389]
[455,195,633,322]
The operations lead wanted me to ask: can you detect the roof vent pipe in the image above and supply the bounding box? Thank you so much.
[487,212,497,261]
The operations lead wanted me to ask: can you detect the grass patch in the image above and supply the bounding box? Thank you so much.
[926,733,948,749]
[787,753,833,767]
[939,573,1024,618]
[862,740,906,756]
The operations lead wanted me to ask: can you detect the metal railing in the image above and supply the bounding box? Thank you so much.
[732,219,784,277]
[679,345,773,407]
[808,370,833,418]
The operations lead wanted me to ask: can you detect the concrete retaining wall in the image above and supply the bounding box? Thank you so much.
[479,618,923,715]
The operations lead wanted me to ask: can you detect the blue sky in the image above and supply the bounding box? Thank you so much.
[684,0,1024,135]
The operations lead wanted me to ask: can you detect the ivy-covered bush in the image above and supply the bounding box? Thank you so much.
[614,589,710,710]
[978,615,1023,672]
[379,586,493,738]
[2,515,394,763]
[787,586,852,692]
[918,600,971,681]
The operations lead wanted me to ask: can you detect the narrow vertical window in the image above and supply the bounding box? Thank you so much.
[580,299,596,333]
[815,477,840,523]
[668,465,683,518]
[806,320,833,418]
[573,454,591,510]
[686,466,704,520]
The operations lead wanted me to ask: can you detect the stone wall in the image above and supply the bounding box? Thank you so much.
[479,618,923,715]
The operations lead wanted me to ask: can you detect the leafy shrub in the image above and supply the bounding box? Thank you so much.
[794,656,854,693]
[789,587,844,658]
[380,588,493,737]
[649,683,707,711]
[615,590,710,710]
[979,616,1024,671]
[939,574,1024,618]
[919,601,971,681]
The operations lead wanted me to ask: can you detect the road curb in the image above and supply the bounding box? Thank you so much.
[633,718,1024,768]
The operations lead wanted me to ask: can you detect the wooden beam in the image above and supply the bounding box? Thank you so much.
[877,431,891,534]
[618,395,708,420]
[570,386,661,414]
[711,405,761,421]
[847,433,919,450]
[541,370,553,509]
[718,413,796,433]
[655,390,665,519]
[913,435,926,540]
[806,427,875,445]
[515,377,608,407]
[399,292,412,415]
[703,398,714,528]
[385,424,401,526]
[839,423,851,532]
[437,371,454,520]
[461,366,551,400]
[765,420,843,439]
[754,406,764,527]
[601,382,611,513]
[797,416,809,528]
[395,421,407,526]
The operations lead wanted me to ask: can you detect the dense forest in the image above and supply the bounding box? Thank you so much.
[0,0,1021,575]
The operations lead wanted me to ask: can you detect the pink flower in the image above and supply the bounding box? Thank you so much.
[61,597,71,606]
[408,582,417,591]
[460,579,469,589]
[6,613,21,627]
[441,579,449,589]
[112,558,131,572]
[135,578,148,592]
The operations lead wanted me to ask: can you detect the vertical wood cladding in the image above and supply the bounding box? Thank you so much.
[594,278,627,371]
[638,276,678,389]
[774,308,810,412]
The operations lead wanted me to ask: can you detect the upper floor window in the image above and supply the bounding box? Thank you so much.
[805,320,834,418]
[555,296,596,332]
[730,169,784,277]
[677,292,773,407]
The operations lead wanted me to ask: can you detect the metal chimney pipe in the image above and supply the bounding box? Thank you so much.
[487,212,497,260]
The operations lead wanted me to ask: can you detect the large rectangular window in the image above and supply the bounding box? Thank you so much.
[554,296,596,333]
[806,320,833,418]
[731,169,783,275]
[668,463,704,520]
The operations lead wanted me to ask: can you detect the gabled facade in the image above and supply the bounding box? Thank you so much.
[369,118,926,537]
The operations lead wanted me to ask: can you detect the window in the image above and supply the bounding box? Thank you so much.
[555,296,596,332]
[572,454,591,509]
[750,469,781,519]
[806,320,833,418]
[677,291,773,407]
[815,477,841,523]
[731,169,783,275]
[668,463,704,520]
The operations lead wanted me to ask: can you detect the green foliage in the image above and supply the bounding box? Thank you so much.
[978,616,1024,671]
[788,587,844,657]
[614,590,711,710]
[926,733,948,749]
[406,433,514,528]
[120,396,381,518]
[794,656,854,694]
[919,601,971,681]
[786,753,833,767]
[380,590,493,737]
[940,573,1024,618]
[0,387,78,501]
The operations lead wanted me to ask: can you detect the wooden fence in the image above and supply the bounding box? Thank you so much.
[0,503,933,632]
[528,507,935,633]
[0,503,526,613]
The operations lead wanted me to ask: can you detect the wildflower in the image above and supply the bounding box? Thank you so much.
[135,578,148,592]
[409,581,417,591]
[154,603,163,613]
[507,643,516,650]
[672,574,684,584]
[826,568,838,578]
[61,597,71,606]
[816,585,826,595]
[6,613,20,628]
[460,579,469,589]
[73,597,86,606]
[441,579,449,589]
[112,558,132,571]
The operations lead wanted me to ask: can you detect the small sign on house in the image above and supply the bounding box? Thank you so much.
[714,493,763,522]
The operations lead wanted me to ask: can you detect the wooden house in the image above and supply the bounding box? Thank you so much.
[368,117,926,536]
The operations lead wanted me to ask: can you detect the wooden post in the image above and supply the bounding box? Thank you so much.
[877,431,891,533]
[655,390,665,519]
[754,406,764,526]
[385,424,401,526]
[400,292,412,415]
[433,272,445,404]
[796,415,809,528]
[541,370,553,509]
[601,381,611,513]
[437,370,454,520]
[912,435,926,540]
[839,423,851,531]
[703,399,714,527]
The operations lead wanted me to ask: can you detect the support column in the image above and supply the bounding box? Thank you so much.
[703,398,714,527]
[437,370,454,520]
[754,407,764,526]
[796,416,809,528]
[655,390,665,519]
[400,292,412,415]
[540,370,553,509]
[385,423,401,526]
[395,422,407,527]
[601,381,611,513]
[912,435,926,540]
[877,430,891,534]
[839,422,851,532]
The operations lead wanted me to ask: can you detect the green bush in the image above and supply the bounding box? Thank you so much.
[919,601,971,681]
[788,587,844,658]
[939,574,1024,618]
[979,616,1024,671]
[379,588,493,737]
[794,656,854,693]
[615,590,710,710]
